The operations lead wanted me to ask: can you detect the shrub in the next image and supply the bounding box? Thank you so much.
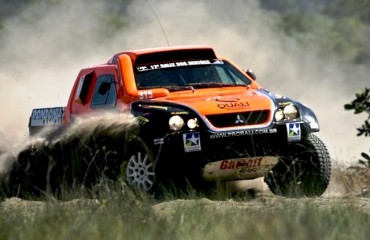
[344,88,370,166]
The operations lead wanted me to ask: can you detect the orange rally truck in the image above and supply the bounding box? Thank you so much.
[10,45,331,197]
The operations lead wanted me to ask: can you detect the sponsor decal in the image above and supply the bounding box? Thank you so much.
[136,116,149,125]
[141,105,169,110]
[183,132,201,152]
[220,157,262,170]
[171,111,189,115]
[286,123,301,142]
[278,101,293,107]
[238,165,272,174]
[154,138,164,145]
[214,96,240,102]
[136,60,223,72]
[203,156,279,181]
[30,107,64,126]
[209,128,277,139]
[235,115,245,124]
[217,101,251,111]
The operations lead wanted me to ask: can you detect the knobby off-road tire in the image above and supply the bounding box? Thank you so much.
[120,137,157,195]
[265,134,331,197]
[6,139,158,198]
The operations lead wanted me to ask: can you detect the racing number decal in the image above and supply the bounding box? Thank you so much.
[139,90,153,100]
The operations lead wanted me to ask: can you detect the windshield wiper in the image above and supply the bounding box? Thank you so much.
[138,85,194,92]
[165,86,195,92]
[138,83,245,91]
[187,82,247,88]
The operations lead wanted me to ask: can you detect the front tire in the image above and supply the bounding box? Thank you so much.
[120,137,156,194]
[265,134,331,197]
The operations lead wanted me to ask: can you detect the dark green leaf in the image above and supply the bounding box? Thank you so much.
[344,104,354,110]
[361,152,370,161]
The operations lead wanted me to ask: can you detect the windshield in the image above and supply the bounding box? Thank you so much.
[134,60,252,91]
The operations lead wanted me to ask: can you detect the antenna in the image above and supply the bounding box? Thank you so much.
[147,0,170,46]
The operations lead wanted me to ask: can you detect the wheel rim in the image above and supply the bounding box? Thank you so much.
[125,151,155,192]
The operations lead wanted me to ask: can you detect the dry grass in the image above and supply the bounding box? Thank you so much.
[1,165,370,240]
[329,164,370,196]
[1,114,370,239]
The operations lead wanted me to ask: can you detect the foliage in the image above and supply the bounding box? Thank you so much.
[96,12,128,40]
[0,0,369,65]
[324,0,370,24]
[277,12,370,64]
[344,88,370,166]
[260,0,370,64]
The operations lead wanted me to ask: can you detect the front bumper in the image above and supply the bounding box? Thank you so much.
[153,121,310,183]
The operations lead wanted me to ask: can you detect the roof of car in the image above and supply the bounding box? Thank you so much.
[107,45,216,64]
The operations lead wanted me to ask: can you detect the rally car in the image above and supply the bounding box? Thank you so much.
[5,46,331,198]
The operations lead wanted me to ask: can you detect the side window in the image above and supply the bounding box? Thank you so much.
[91,74,117,109]
[75,71,94,104]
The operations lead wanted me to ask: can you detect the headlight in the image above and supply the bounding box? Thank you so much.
[275,104,299,121]
[274,109,284,121]
[283,104,298,120]
[169,115,185,131]
[187,118,198,129]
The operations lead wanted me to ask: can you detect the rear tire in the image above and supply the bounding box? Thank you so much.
[265,134,331,197]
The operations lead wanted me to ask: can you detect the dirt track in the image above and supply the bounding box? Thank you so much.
[2,171,370,217]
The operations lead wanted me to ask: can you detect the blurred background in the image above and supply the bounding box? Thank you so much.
[0,0,368,165]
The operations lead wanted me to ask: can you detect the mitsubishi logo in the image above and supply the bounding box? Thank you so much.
[235,114,245,124]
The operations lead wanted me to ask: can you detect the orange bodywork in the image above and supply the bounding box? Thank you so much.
[64,45,268,123]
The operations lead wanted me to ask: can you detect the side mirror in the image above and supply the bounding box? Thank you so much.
[98,82,111,95]
[246,69,256,80]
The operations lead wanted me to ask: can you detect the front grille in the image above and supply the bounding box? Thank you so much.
[206,110,270,128]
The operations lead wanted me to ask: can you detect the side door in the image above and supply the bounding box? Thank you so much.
[68,65,121,121]
[90,73,117,109]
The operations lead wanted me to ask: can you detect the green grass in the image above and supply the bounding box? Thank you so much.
[1,183,370,240]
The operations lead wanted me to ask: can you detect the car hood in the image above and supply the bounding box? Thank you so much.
[159,87,273,115]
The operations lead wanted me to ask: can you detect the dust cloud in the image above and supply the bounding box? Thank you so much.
[0,0,368,168]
